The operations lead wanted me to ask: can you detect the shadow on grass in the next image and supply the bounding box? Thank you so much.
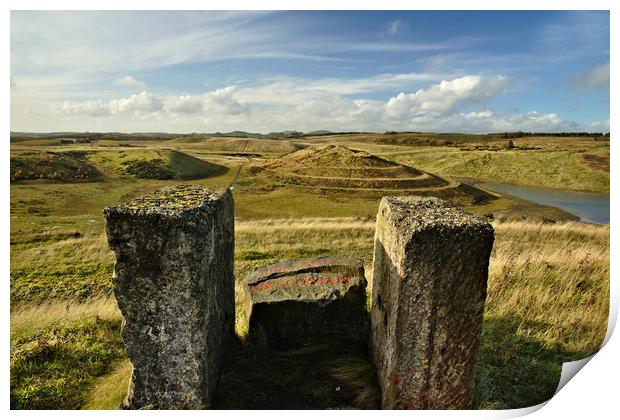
[11,313,597,410]
[474,315,583,409]
[214,331,380,409]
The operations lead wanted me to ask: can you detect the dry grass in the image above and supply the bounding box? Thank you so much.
[486,220,609,354]
[236,217,376,232]
[83,360,132,410]
[10,297,122,342]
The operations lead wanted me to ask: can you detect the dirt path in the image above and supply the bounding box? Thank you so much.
[228,157,252,188]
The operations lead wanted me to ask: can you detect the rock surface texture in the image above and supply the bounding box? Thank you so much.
[243,257,368,349]
[370,197,494,409]
[104,185,235,409]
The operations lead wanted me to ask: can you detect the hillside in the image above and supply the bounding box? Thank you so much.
[169,137,303,154]
[383,142,610,193]
[11,151,102,182]
[87,149,225,180]
[10,149,225,182]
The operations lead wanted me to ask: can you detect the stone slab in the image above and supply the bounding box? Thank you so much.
[243,256,368,349]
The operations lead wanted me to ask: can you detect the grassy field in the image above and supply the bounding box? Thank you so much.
[9,133,610,409]
[384,146,610,193]
[296,136,610,193]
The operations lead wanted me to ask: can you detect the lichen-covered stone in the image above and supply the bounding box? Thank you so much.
[103,185,235,409]
[243,257,368,349]
[370,197,494,409]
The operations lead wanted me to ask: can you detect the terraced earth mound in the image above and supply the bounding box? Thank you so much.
[258,145,449,190]
[246,145,496,206]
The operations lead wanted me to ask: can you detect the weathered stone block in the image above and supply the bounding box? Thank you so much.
[103,185,235,409]
[243,257,368,349]
[370,197,494,409]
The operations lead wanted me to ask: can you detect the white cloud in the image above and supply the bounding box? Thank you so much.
[46,74,591,134]
[440,110,581,133]
[109,91,163,114]
[386,20,405,36]
[55,99,109,117]
[385,75,509,117]
[588,119,610,133]
[112,75,146,89]
[573,63,609,91]
[54,87,249,119]
[233,72,451,106]
[164,95,204,114]
[164,87,249,115]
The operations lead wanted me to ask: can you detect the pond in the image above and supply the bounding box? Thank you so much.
[475,181,610,224]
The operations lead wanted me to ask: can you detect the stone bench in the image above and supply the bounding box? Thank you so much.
[242,256,369,349]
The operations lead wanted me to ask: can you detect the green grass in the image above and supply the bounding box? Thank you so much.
[9,135,610,409]
[10,315,126,409]
[381,146,609,193]
[82,360,132,409]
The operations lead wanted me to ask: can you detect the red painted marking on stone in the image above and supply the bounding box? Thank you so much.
[393,373,401,385]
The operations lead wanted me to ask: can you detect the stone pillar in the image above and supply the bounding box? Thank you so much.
[103,185,235,409]
[370,197,494,409]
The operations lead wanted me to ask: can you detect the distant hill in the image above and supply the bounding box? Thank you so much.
[168,137,304,153]
[10,132,185,142]
[10,130,360,142]
[11,130,608,143]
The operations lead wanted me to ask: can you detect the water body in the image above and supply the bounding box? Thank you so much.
[476,181,610,224]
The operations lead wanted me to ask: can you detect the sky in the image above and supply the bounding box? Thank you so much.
[10,10,610,134]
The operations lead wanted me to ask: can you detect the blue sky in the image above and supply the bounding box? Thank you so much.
[10,10,610,133]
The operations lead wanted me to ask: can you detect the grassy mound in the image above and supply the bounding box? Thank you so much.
[258,145,448,190]
[87,149,225,180]
[169,136,303,153]
[11,151,102,182]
